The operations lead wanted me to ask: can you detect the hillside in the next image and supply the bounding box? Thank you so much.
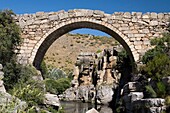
[44,33,119,73]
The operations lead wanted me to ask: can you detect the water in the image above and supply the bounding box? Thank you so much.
[60,101,114,113]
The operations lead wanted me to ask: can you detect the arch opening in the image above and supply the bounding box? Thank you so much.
[33,21,136,72]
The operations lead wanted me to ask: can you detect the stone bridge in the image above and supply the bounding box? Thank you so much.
[14,9,170,70]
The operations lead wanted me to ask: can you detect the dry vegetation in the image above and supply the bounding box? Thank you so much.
[44,33,118,72]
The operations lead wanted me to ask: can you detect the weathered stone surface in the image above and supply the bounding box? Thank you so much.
[0,64,3,70]
[44,93,60,107]
[14,10,170,66]
[97,85,114,104]
[123,82,142,94]
[128,92,144,101]
[86,108,99,113]
[62,87,78,101]
[0,92,28,112]
[49,15,59,21]
[0,71,4,80]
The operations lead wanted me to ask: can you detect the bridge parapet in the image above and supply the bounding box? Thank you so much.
[13,9,170,68]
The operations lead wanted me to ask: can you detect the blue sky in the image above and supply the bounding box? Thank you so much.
[0,0,169,36]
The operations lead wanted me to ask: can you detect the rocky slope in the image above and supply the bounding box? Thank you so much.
[44,33,118,72]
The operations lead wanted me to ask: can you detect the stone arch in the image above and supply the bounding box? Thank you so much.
[30,18,137,71]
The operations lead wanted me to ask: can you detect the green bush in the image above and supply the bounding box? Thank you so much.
[143,54,170,81]
[46,68,67,80]
[142,32,170,64]
[45,78,70,94]
[165,96,170,106]
[0,10,22,91]
[156,81,166,98]
[40,59,48,76]
[11,80,44,107]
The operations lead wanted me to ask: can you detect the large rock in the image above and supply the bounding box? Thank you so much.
[123,82,142,95]
[97,85,114,104]
[62,87,78,101]
[0,64,3,70]
[0,92,27,112]
[78,85,95,102]
[133,98,166,113]
[86,108,99,113]
[0,71,4,80]
[44,93,60,109]
[0,80,6,92]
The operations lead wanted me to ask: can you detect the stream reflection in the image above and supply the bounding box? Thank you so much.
[60,101,113,113]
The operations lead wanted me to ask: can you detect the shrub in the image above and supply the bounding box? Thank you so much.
[11,80,44,107]
[156,81,166,98]
[40,59,48,76]
[47,68,67,80]
[165,96,170,106]
[143,54,170,81]
[0,10,22,91]
[45,78,70,95]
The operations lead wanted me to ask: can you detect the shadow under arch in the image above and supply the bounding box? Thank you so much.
[33,21,136,73]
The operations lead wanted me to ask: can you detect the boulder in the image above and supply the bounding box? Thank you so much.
[0,92,27,112]
[63,87,77,101]
[0,71,4,80]
[133,98,166,113]
[86,108,99,113]
[128,92,144,101]
[44,93,60,108]
[123,82,142,95]
[78,85,95,102]
[97,85,114,104]
[0,64,3,70]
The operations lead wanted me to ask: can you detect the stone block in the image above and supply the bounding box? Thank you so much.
[123,12,131,18]
[94,10,104,16]
[136,12,142,18]
[133,98,165,107]
[86,108,99,113]
[123,82,142,94]
[128,92,144,101]
[0,80,3,86]
[58,13,69,20]
[44,93,60,107]
[150,20,158,26]
[158,13,164,19]
[142,14,149,19]
[49,15,59,21]
[0,71,4,80]
[150,12,157,19]
[0,64,3,70]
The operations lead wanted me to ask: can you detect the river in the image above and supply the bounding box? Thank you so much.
[60,101,114,113]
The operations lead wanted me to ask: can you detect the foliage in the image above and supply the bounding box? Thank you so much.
[144,85,157,98]
[11,81,44,107]
[143,54,170,81]
[142,32,170,64]
[45,78,70,94]
[46,68,67,80]
[156,81,166,98]
[40,59,48,77]
[96,49,102,53]
[8,65,45,109]
[0,9,21,65]
[165,96,170,106]
[0,10,22,90]
[0,97,25,113]
[142,22,170,98]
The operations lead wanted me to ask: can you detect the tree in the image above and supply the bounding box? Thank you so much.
[0,10,22,90]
